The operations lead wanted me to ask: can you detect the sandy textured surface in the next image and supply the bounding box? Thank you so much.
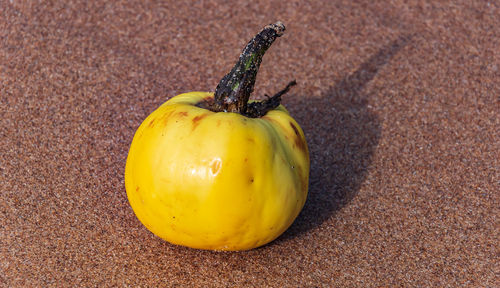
[1,1,499,287]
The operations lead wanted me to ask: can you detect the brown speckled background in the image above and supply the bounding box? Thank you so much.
[1,0,499,287]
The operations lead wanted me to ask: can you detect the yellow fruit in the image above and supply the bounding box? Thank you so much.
[125,92,309,250]
[124,21,309,250]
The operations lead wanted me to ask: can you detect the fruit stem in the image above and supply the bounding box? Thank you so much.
[213,22,294,116]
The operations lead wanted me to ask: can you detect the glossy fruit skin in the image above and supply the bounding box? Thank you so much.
[125,91,309,251]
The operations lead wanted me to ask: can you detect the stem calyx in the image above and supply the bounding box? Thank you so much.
[210,21,295,118]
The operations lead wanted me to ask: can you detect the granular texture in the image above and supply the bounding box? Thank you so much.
[1,1,498,287]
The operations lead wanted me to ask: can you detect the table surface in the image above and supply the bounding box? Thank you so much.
[1,1,498,287]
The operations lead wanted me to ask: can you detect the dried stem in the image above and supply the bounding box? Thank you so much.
[212,22,295,117]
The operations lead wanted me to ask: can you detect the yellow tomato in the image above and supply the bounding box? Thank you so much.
[125,92,309,250]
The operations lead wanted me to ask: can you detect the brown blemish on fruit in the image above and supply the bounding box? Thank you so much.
[177,111,188,117]
[290,122,300,136]
[210,159,222,175]
[290,122,306,152]
[161,111,174,126]
[148,119,155,127]
[136,186,144,204]
[192,114,208,130]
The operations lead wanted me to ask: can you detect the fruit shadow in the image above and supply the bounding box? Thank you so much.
[278,35,412,242]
